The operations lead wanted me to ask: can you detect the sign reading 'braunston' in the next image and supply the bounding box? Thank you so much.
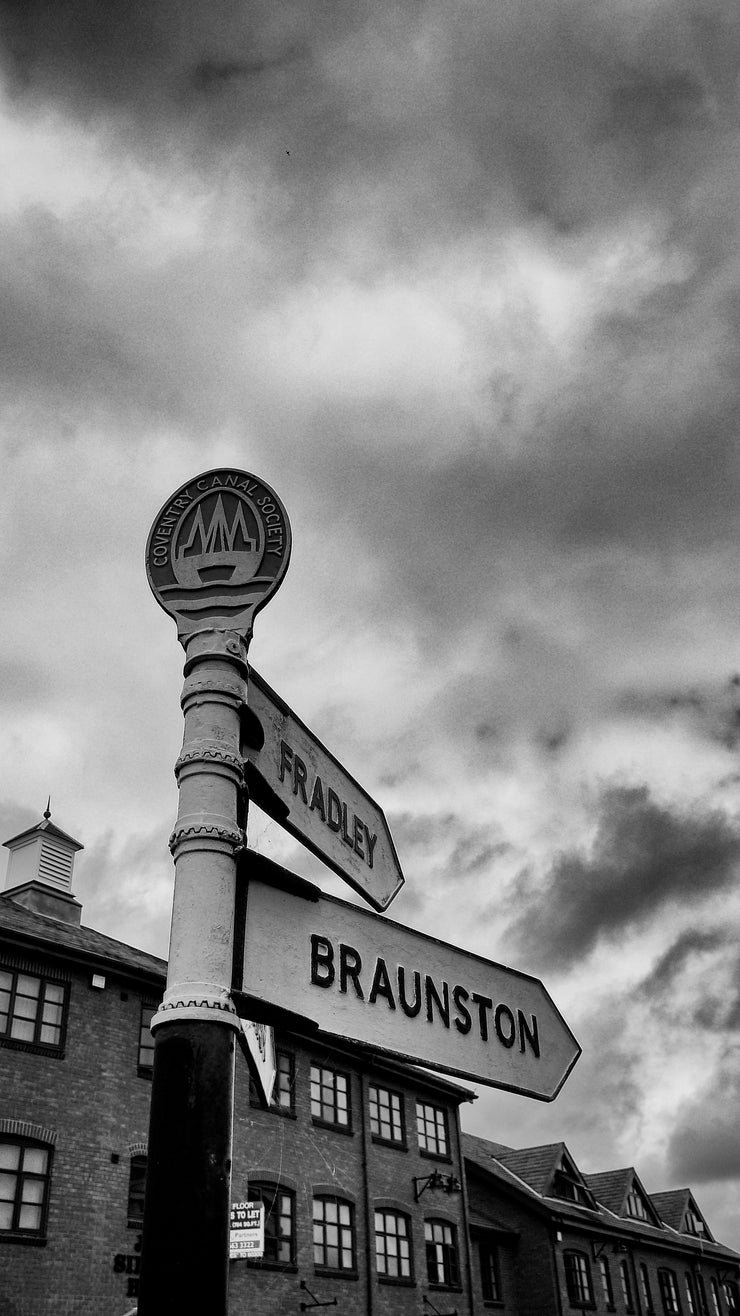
[243,668,404,911]
[240,865,581,1101]
[146,469,291,640]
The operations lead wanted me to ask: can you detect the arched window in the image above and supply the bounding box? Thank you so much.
[658,1268,682,1315]
[641,1263,655,1314]
[127,1155,147,1228]
[425,1218,459,1287]
[374,1208,412,1280]
[564,1250,595,1308]
[248,1182,295,1267]
[0,1135,53,1237]
[313,1195,355,1272]
[620,1259,635,1313]
[599,1256,615,1309]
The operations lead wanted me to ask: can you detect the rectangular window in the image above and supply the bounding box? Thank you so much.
[310,1065,350,1128]
[627,1190,649,1219]
[726,1284,740,1316]
[273,1051,294,1112]
[696,1275,709,1316]
[425,1219,459,1287]
[0,969,66,1051]
[0,1139,52,1236]
[621,1260,635,1313]
[480,1241,502,1302]
[641,1264,655,1313]
[710,1278,721,1316]
[659,1269,682,1316]
[127,1156,147,1228]
[369,1086,405,1144]
[308,1063,347,1126]
[375,1209,412,1279]
[313,1196,355,1271]
[600,1258,615,1308]
[686,1274,697,1316]
[138,1004,155,1071]
[416,1101,448,1157]
[249,1183,295,1266]
[564,1251,595,1308]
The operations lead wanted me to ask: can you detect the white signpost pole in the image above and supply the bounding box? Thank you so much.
[138,470,291,1316]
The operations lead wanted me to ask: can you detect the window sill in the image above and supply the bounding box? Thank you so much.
[483,1301,505,1309]
[378,1275,416,1287]
[0,1037,65,1060]
[419,1148,452,1164]
[245,1259,298,1273]
[311,1118,354,1137]
[314,1268,359,1281]
[427,1282,463,1293]
[137,1066,153,1081]
[0,1233,47,1247]
[372,1135,408,1152]
[249,1100,296,1120]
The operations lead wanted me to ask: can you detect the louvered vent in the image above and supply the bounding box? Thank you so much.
[38,838,74,891]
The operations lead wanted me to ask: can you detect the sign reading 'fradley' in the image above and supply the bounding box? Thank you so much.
[146,469,291,640]
[244,668,404,911]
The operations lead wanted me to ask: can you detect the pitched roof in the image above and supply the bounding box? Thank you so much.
[4,816,83,851]
[584,1168,662,1227]
[651,1189,692,1231]
[0,892,166,983]
[463,1133,740,1263]
[651,1189,715,1242]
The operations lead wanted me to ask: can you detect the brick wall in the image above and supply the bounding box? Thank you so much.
[0,950,159,1316]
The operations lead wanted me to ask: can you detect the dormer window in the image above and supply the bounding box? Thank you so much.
[553,1159,592,1207]
[684,1206,705,1237]
[626,1189,649,1220]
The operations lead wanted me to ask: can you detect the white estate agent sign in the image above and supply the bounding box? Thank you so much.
[242,668,404,912]
[240,866,581,1102]
[230,1201,265,1260]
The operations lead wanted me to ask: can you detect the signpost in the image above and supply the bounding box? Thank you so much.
[243,667,404,911]
[140,465,580,1316]
[139,470,291,1316]
[238,856,581,1101]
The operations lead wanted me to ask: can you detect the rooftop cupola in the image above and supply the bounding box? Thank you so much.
[2,803,84,925]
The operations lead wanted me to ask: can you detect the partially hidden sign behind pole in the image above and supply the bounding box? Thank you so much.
[145,469,292,642]
[243,668,404,912]
[239,1017,276,1106]
[229,1202,264,1261]
[240,859,581,1101]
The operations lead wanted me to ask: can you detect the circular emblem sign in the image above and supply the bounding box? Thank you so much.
[146,469,291,640]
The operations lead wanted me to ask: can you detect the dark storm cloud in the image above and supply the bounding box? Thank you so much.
[506,785,740,969]
[390,809,510,883]
[0,0,737,244]
[614,678,740,749]
[667,1064,740,1182]
[635,927,740,1032]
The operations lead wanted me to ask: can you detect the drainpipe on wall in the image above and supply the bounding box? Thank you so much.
[359,1065,375,1316]
[549,1223,565,1316]
[452,1109,476,1316]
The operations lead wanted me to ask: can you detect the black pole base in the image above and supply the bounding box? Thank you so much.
[137,1018,236,1316]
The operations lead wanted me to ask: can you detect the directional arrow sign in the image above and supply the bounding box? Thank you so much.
[239,858,581,1101]
[242,668,404,911]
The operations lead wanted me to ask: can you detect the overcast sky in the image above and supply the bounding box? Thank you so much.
[1,0,740,1247]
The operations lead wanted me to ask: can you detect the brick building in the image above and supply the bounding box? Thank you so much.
[2,811,738,1316]
[464,1135,740,1316]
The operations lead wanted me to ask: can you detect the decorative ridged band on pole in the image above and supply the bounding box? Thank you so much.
[139,471,291,1316]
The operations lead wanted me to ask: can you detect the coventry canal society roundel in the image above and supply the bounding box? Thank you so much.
[146,469,292,638]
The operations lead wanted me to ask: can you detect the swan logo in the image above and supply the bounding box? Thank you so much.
[146,469,291,639]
